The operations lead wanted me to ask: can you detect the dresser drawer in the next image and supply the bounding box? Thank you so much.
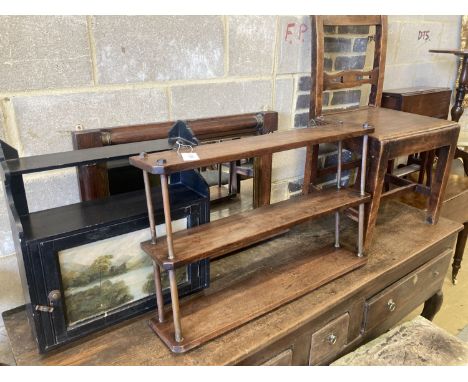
[363,249,452,333]
[309,313,349,365]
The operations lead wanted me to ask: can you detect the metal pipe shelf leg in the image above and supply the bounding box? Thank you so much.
[358,135,368,257]
[160,173,183,342]
[335,141,342,248]
[153,262,165,323]
[143,169,165,322]
[143,170,157,244]
[169,269,183,342]
[160,174,176,260]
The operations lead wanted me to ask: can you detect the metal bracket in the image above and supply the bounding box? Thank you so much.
[254,113,264,133]
[35,290,61,313]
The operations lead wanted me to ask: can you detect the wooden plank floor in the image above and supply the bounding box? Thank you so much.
[149,246,367,353]
[142,188,370,269]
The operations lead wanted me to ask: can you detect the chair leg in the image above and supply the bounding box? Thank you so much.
[427,143,457,224]
[253,154,272,208]
[418,152,428,184]
[303,145,319,194]
[218,163,223,187]
[425,150,435,187]
[384,159,395,192]
[228,161,238,195]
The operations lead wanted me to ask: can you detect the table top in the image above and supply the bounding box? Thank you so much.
[3,201,462,365]
[382,87,451,96]
[325,107,459,141]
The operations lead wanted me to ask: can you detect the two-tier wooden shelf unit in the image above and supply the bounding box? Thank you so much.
[129,121,373,353]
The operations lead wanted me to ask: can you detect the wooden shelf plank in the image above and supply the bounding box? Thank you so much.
[142,188,370,270]
[5,139,170,175]
[149,246,367,353]
[129,124,374,175]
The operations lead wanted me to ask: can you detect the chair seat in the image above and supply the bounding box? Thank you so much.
[326,107,458,141]
[332,316,468,366]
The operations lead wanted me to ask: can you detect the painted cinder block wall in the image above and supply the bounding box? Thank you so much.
[0,15,463,312]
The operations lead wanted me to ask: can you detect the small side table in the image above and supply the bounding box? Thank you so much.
[430,50,468,284]
[430,49,468,175]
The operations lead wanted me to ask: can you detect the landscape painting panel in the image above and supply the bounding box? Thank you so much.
[59,219,188,327]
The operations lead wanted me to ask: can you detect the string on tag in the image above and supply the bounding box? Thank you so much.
[174,139,195,155]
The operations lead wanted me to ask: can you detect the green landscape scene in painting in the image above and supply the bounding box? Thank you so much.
[59,222,187,326]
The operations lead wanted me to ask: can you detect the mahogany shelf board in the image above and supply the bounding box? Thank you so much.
[149,246,367,353]
[325,107,459,141]
[129,124,374,174]
[142,188,370,270]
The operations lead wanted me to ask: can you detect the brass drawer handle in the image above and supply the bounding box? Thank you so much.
[327,333,337,345]
[387,299,396,312]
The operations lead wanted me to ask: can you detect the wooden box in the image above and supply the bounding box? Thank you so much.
[381,87,452,119]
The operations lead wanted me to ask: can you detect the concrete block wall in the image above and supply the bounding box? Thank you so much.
[0,16,463,313]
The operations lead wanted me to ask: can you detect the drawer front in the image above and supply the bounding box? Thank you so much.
[261,349,293,366]
[363,249,452,333]
[309,313,349,365]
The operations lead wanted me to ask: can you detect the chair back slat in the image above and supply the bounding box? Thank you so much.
[324,68,380,91]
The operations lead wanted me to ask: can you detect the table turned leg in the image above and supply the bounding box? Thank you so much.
[363,140,389,252]
[452,222,468,285]
[450,55,468,123]
[421,290,444,321]
[451,55,468,177]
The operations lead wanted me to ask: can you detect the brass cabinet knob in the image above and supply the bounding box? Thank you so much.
[387,299,396,312]
[327,333,337,345]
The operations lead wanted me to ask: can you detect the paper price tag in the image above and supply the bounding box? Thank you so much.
[181,152,200,161]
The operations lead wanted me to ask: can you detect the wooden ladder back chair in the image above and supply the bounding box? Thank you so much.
[306,14,459,255]
[309,15,388,119]
[304,15,388,191]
